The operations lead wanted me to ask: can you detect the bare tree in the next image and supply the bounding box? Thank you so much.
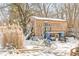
[9,3,33,34]
[29,3,53,17]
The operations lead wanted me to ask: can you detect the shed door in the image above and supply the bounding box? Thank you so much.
[43,22,51,38]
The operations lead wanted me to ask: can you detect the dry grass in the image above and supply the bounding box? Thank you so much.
[0,24,25,49]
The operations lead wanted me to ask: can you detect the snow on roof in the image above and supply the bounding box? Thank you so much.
[31,16,66,21]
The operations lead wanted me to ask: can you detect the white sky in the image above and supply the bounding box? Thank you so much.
[0,0,79,3]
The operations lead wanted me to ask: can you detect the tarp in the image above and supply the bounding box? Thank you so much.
[45,32,51,45]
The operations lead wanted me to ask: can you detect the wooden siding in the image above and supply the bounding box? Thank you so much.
[30,17,67,36]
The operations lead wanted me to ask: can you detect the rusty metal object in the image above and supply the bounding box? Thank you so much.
[70,48,79,56]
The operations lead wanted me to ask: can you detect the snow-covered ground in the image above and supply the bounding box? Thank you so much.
[51,37,79,56]
[0,37,79,56]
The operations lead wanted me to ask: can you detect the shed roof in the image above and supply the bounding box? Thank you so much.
[31,16,66,21]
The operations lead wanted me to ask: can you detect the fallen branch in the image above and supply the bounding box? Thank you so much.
[17,48,43,52]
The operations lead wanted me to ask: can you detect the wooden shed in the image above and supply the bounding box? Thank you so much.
[30,16,68,39]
